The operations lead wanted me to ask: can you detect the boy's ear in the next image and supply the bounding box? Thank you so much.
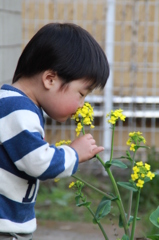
[42,70,57,90]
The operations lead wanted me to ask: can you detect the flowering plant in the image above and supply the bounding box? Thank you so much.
[56,103,159,239]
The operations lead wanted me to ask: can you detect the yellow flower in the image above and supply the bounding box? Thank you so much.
[131,161,155,188]
[108,119,115,124]
[54,178,60,182]
[129,132,135,137]
[72,102,94,136]
[120,115,126,121]
[83,117,91,125]
[75,122,83,136]
[133,166,140,173]
[136,161,143,167]
[126,139,131,146]
[130,143,136,151]
[143,138,146,144]
[136,179,144,188]
[108,117,116,124]
[137,131,142,135]
[55,140,71,147]
[69,182,75,188]
[126,131,147,151]
[147,171,155,180]
[139,136,146,143]
[106,108,126,125]
[131,173,139,181]
[145,163,150,171]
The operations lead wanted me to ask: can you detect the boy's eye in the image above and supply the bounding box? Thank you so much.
[80,92,84,97]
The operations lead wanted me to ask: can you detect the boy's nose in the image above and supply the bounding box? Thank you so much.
[79,99,84,108]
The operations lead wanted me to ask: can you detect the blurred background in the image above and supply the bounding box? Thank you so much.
[1,0,159,236]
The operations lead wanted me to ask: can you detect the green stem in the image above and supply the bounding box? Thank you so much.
[72,175,113,200]
[107,168,130,236]
[80,120,128,235]
[127,151,136,222]
[110,125,115,164]
[130,190,140,240]
[81,119,85,135]
[86,206,109,240]
[106,124,129,235]
[96,154,105,167]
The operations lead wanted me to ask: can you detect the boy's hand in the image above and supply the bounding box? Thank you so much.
[70,134,104,163]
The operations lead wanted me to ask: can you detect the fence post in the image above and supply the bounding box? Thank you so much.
[0,0,22,85]
[103,0,116,165]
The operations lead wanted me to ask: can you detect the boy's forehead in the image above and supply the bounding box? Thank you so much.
[85,85,93,92]
[82,80,94,91]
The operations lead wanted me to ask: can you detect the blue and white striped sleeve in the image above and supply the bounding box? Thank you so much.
[0,98,79,180]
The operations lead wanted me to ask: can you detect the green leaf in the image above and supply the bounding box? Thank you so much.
[119,214,140,228]
[105,160,127,169]
[118,156,133,162]
[117,182,138,192]
[95,197,111,221]
[76,201,91,207]
[144,176,151,183]
[121,234,130,240]
[149,206,159,228]
[135,145,150,150]
[126,150,131,158]
[101,193,118,201]
[110,160,128,169]
[75,195,81,205]
[147,234,159,240]
[109,193,118,201]
[127,215,140,225]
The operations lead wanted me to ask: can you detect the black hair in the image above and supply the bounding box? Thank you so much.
[12,23,109,89]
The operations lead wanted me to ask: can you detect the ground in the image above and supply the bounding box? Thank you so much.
[33,220,145,240]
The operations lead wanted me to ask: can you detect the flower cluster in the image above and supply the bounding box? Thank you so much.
[54,178,60,182]
[69,180,84,189]
[55,140,71,147]
[131,161,155,188]
[69,182,75,188]
[106,109,126,125]
[126,131,146,152]
[71,102,94,136]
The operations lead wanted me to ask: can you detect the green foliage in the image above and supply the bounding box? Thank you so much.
[35,175,106,222]
[149,206,159,228]
[35,179,78,221]
[119,214,140,228]
[121,235,129,240]
[94,197,111,222]
[147,234,159,240]
[138,147,159,213]
[117,182,138,192]
[35,146,159,238]
[105,160,128,169]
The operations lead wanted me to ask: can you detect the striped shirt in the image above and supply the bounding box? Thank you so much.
[0,84,78,233]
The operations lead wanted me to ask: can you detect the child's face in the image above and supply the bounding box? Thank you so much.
[42,77,92,122]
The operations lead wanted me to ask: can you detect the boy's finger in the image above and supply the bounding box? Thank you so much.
[92,146,104,155]
[85,133,93,139]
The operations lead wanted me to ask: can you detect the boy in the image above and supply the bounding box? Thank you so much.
[0,23,109,239]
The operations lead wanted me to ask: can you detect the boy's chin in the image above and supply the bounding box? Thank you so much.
[56,116,69,123]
